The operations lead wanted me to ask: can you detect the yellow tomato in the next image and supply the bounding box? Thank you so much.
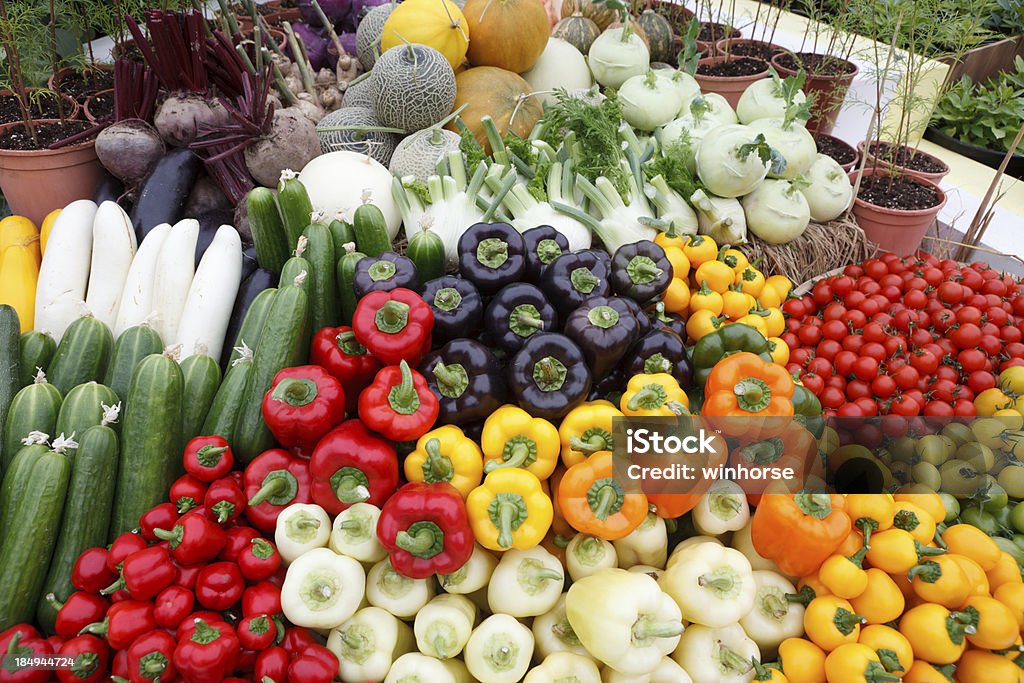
[662,278,691,314]
[762,307,785,337]
[768,337,790,365]
[975,388,1014,416]
[1000,365,1024,396]
[654,229,688,252]
[682,234,718,266]
[735,313,769,337]
[758,284,783,309]
[685,309,724,342]
[736,266,766,297]
[694,260,735,293]
[664,245,690,280]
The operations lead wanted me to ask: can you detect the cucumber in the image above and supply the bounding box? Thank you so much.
[329,219,356,258]
[109,353,183,538]
[302,221,339,331]
[104,324,164,404]
[232,284,310,463]
[1,378,62,472]
[277,172,314,251]
[247,187,289,274]
[202,354,254,442]
[18,331,56,389]
[353,202,392,257]
[0,445,71,630]
[280,252,313,299]
[0,306,20,473]
[47,315,115,396]
[0,442,50,547]
[36,424,118,634]
[406,227,446,285]
[55,382,120,440]
[337,243,367,325]
[227,288,277,367]
[180,354,221,442]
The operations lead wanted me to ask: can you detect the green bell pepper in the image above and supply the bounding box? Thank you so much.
[792,384,825,438]
[691,323,773,385]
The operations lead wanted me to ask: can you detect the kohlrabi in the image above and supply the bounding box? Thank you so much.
[695,124,774,198]
[736,68,808,125]
[619,70,685,131]
[799,154,854,222]
[657,94,737,151]
[741,178,811,244]
[588,26,650,89]
[748,117,817,180]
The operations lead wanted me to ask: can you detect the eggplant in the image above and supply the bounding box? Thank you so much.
[131,147,201,243]
[93,172,125,206]
[194,210,234,269]
[220,267,276,369]
[240,245,259,283]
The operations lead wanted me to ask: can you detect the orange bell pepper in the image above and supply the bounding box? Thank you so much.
[703,352,794,439]
[750,493,852,577]
[557,451,647,540]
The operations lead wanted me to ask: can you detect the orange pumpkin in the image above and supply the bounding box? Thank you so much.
[448,66,543,152]
[463,0,550,73]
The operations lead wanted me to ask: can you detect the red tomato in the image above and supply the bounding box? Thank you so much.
[966,371,996,394]
[904,289,928,310]
[958,349,988,373]
[982,279,1008,297]
[909,349,939,375]
[953,399,978,417]
[950,323,983,349]
[891,394,921,416]
[812,282,834,306]
[1003,342,1024,359]
[884,336,908,358]
[858,298,882,317]
[892,310,916,333]
[846,309,868,330]
[820,386,846,409]
[821,319,848,341]
[842,334,865,353]
[844,291,867,309]
[845,379,872,401]
[871,374,897,399]
[935,364,959,383]
[831,276,855,296]
[864,259,888,279]
[825,375,847,390]
[844,264,865,279]
[801,373,825,395]
[837,402,864,417]
[816,339,842,361]
[863,322,887,344]
[931,309,957,333]
[905,276,928,291]
[960,268,984,291]
[921,267,944,287]
[807,357,834,377]
[861,343,887,362]
[892,366,920,390]
[881,286,903,302]
[956,306,983,326]
[936,281,964,305]
[1000,325,1022,343]
[986,306,1010,328]
[929,379,959,403]
[823,303,848,322]
[782,298,807,318]
[781,332,800,350]
[797,325,822,347]
[855,397,879,416]
[978,335,1002,358]
[834,350,858,377]
[853,356,880,381]
[790,348,813,367]
[878,273,904,291]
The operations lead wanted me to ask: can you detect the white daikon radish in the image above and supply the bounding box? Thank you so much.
[115,223,171,336]
[151,219,199,345]
[175,225,243,360]
[85,201,138,330]
[34,200,98,341]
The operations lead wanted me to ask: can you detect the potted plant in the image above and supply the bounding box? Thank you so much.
[715,0,791,61]
[814,132,859,172]
[943,0,1024,85]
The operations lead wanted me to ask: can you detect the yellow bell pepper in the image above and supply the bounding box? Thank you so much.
[907,555,970,609]
[956,650,1022,683]
[686,309,725,342]
[620,373,689,418]
[902,660,957,683]
[654,225,689,252]
[803,596,863,652]
[891,501,936,545]
[404,425,483,499]
[892,491,945,528]
[961,594,1018,650]
[557,400,623,468]
[752,661,789,683]
[818,545,870,600]
[0,215,40,268]
[994,581,1024,630]
[761,307,785,338]
[694,259,734,293]
[689,280,725,315]
[857,624,913,675]
[758,283,784,309]
[845,494,895,545]
[720,247,750,274]
[466,469,553,551]
[864,528,944,574]
[661,247,691,314]
[682,234,718,266]
[736,266,766,297]
[950,554,990,596]
[849,569,904,625]
[764,274,792,300]
[987,551,1023,590]
[768,337,790,366]
[778,637,826,683]
[480,405,559,480]
[39,209,60,255]
[722,285,755,320]
[823,643,900,683]
[940,523,1000,571]
[0,245,38,332]
[898,603,973,665]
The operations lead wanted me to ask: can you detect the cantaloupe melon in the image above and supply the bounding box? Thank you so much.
[390,127,463,182]
[356,4,395,70]
[380,0,470,70]
[316,106,401,166]
[371,44,457,132]
[447,66,543,153]
[341,74,376,109]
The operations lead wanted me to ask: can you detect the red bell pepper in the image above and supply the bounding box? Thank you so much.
[56,635,108,683]
[50,592,109,641]
[81,600,156,650]
[106,532,148,573]
[352,288,434,366]
[237,615,275,651]
[153,512,227,566]
[137,503,180,542]
[219,526,260,563]
[103,546,176,600]
[175,612,224,642]
[238,538,281,583]
[111,648,128,679]
[286,644,336,683]
[194,562,245,611]
[254,646,289,683]
[0,632,53,683]
[153,585,194,630]
[0,627,38,655]
[280,627,319,657]
[377,481,474,579]
[72,548,117,594]
[242,581,282,618]
[183,436,234,483]
[308,420,400,515]
[358,360,439,442]
[125,630,177,683]
[173,562,203,591]
[262,365,346,451]
[204,477,247,525]
[310,326,382,414]
[243,449,312,534]
[172,620,240,683]
[169,474,209,514]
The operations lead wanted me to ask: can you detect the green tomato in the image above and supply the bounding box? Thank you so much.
[993,536,1024,566]
[890,437,916,464]
[1013,534,1024,552]
[1009,503,1024,535]
[938,493,960,523]
[941,422,976,448]
[956,442,996,474]
[997,464,1024,499]
[978,477,1008,513]
[916,435,952,466]
[959,506,1001,536]
[912,462,942,491]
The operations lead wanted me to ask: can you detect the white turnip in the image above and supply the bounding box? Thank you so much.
[737,77,807,124]
[94,119,165,185]
[748,117,816,180]
[588,27,649,89]
[619,70,684,131]
[244,107,322,187]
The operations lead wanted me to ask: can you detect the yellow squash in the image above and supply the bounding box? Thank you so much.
[0,244,38,332]
[0,215,40,268]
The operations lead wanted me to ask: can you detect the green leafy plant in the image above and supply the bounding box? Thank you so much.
[985,0,1024,36]
[931,57,1024,153]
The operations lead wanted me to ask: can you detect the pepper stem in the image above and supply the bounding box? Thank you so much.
[336,330,368,356]
[485,440,533,473]
[332,467,372,504]
[248,470,298,507]
[395,521,445,559]
[626,255,663,285]
[631,616,684,641]
[627,384,668,411]
[388,360,422,415]
[423,439,454,482]
[196,445,228,468]
[152,526,183,548]
[270,377,319,407]
[569,430,612,455]
[375,300,410,334]
[794,492,832,519]
[718,643,754,674]
[734,378,771,412]
[589,481,624,521]
[762,593,789,619]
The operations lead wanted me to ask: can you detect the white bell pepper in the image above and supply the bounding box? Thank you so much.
[327,606,414,683]
[440,543,498,594]
[567,535,618,582]
[487,547,564,618]
[659,544,755,628]
[414,593,477,659]
[384,652,473,683]
[628,565,665,581]
[730,521,781,573]
[366,557,435,619]
[329,502,388,563]
[671,623,759,683]
[281,547,365,630]
[533,594,594,660]
[692,481,749,536]
[738,570,804,658]
[566,568,684,676]
[613,513,668,569]
[602,657,694,683]
[523,652,602,683]
[666,536,722,569]
[275,503,331,564]
[464,613,535,683]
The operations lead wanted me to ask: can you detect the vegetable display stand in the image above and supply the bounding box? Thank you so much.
[857,140,951,185]
[0,122,105,226]
[848,169,947,256]
[693,55,769,109]
[943,35,1022,86]
[771,52,858,136]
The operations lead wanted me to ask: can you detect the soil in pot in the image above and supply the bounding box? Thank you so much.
[857,174,941,211]
[772,51,858,135]
[718,39,783,61]
[0,120,94,150]
[84,91,115,123]
[865,141,948,175]
[775,51,856,76]
[0,93,76,125]
[698,21,738,43]
[696,56,767,77]
[815,133,857,168]
[55,69,114,103]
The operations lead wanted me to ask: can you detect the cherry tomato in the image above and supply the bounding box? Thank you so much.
[782,298,807,317]
[821,319,848,341]
[801,373,825,395]
[966,371,996,394]
[841,334,865,353]
[909,349,939,375]
[844,291,867,309]
[831,276,855,296]
[929,379,959,403]
[807,357,834,377]
[812,282,834,306]
[846,309,868,330]
[845,379,872,401]
[859,279,882,296]
[863,322,887,344]
[935,364,959,383]
[797,325,822,347]
[871,374,897,399]
[790,348,813,367]
[837,402,864,417]
[950,323,983,349]
[931,308,957,333]
[960,268,984,291]
[834,350,858,377]
[956,306,983,326]
[1000,325,1021,343]
[855,397,879,416]
[958,348,988,373]
[982,279,1008,297]
[820,386,845,409]
[978,334,1002,358]
[884,336,908,358]
[953,399,977,417]
[858,297,881,317]
[986,306,1010,328]
[844,264,865,279]
[864,258,888,279]
[816,339,842,361]
[825,375,847,391]
[853,356,880,381]
[781,332,800,350]
[921,267,944,287]
[892,366,920,390]
[861,342,886,362]
[891,394,921,416]
[904,289,928,310]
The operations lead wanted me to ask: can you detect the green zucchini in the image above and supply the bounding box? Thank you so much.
[329,218,356,258]
[302,221,339,331]
[104,324,164,404]
[0,442,50,547]
[277,171,314,251]
[227,288,277,367]
[232,284,310,463]
[353,202,392,257]
[1,377,62,472]
[18,331,56,389]
[247,187,289,274]
[0,445,71,630]
[406,227,446,284]
[0,306,20,473]
[202,354,254,442]
[180,354,222,442]
[47,315,114,396]
[337,243,367,325]
[55,382,120,441]
[36,424,118,634]
[109,353,183,538]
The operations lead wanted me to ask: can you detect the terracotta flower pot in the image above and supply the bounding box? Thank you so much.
[694,55,770,109]
[771,52,858,136]
[814,133,859,172]
[0,89,80,125]
[857,140,951,185]
[715,38,786,61]
[0,120,105,225]
[849,169,947,256]
[83,90,115,124]
[47,64,114,99]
